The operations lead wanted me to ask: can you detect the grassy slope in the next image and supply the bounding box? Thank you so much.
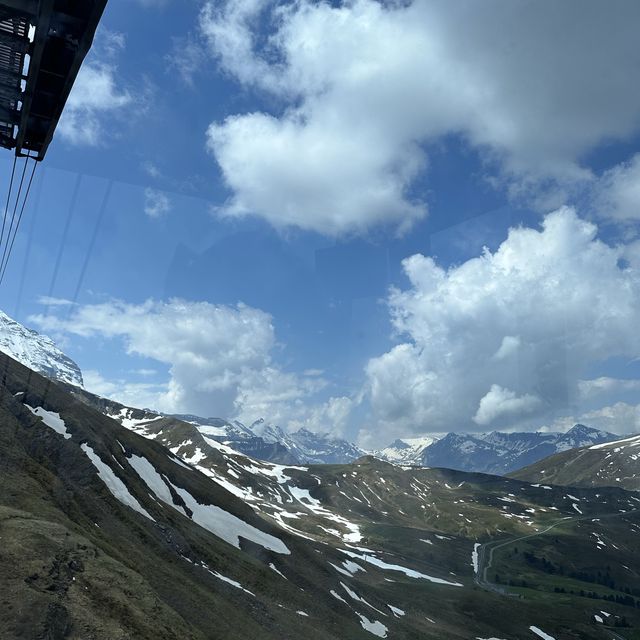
[2,353,640,639]
[510,441,640,492]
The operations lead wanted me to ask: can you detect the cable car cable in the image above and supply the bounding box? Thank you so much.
[0,154,30,274]
[0,156,37,285]
[46,172,82,311]
[14,164,45,317]
[0,155,17,252]
[69,179,113,312]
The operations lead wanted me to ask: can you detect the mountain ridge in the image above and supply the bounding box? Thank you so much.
[0,309,627,475]
[4,349,640,638]
[0,309,83,386]
[510,432,640,491]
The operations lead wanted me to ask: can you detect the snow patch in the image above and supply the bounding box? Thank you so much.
[529,626,556,640]
[26,405,71,439]
[81,444,153,521]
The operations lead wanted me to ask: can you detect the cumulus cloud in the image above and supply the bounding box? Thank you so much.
[58,28,132,146]
[30,299,355,434]
[201,0,640,235]
[578,377,640,398]
[473,385,541,426]
[364,207,640,435]
[83,369,168,410]
[546,402,640,436]
[591,154,640,224]
[143,187,171,218]
[58,62,131,145]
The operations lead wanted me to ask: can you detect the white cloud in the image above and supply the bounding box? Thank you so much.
[30,299,355,434]
[37,296,74,307]
[364,207,640,435]
[473,385,541,426]
[131,368,158,377]
[58,29,132,146]
[591,154,640,224]
[493,335,521,360]
[142,161,161,179]
[96,29,126,59]
[166,34,208,87]
[143,187,171,218]
[578,377,640,398]
[546,402,640,436]
[83,369,168,410]
[201,0,640,235]
[58,63,131,145]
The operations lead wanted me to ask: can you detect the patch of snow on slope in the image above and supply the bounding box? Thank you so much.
[529,626,556,640]
[340,582,387,616]
[590,434,640,450]
[127,454,187,516]
[169,483,290,554]
[81,444,154,520]
[356,613,388,638]
[472,543,480,574]
[210,570,255,596]
[340,549,463,586]
[26,405,71,439]
[288,485,362,543]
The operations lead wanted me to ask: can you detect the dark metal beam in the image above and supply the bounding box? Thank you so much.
[0,0,109,160]
[13,0,53,156]
[0,0,37,16]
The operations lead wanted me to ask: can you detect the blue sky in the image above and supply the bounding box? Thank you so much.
[2,0,640,447]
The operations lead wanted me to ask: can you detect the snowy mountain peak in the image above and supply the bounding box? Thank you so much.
[0,309,83,387]
[416,425,620,474]
[374,435,442,465]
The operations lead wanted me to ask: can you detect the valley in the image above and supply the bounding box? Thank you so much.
[2,351,640,639]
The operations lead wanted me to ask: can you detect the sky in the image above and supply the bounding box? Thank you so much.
[2,0,640,447]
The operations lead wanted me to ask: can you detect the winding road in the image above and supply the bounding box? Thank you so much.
[473,508,640,635]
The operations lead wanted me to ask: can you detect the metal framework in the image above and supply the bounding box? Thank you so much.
[0,0,108,161]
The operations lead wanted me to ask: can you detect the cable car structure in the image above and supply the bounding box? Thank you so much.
[0,0,108,283]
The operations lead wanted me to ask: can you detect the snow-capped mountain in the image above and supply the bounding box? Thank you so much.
[417,425,620,475]
[176,414,367,464]
[0,307,622,475]
[0,309,83,386]
[373,436,442,465]
[7,351,639,640]
[271,425,367,464]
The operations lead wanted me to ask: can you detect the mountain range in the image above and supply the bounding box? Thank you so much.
[3,348,640,639]
[2,311,640,638]
[413,425,620,475]
[174,415,368,465]
[0,309,628,478]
